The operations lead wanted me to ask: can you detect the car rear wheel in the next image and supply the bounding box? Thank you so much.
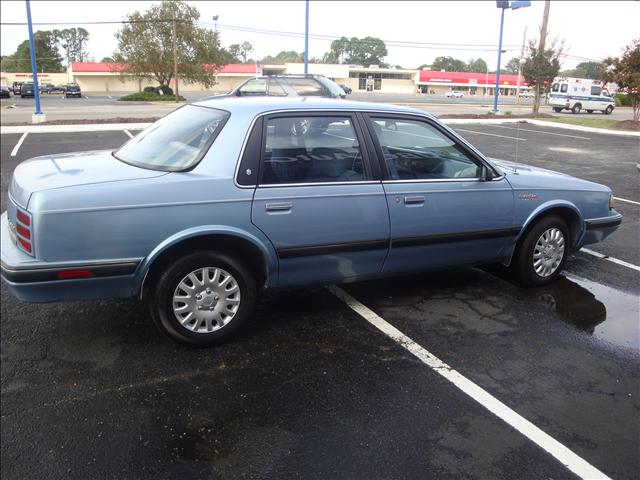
[604,105,613,115]
[571,104,581,114]
[511,215,569,286]
[149,251,257,347]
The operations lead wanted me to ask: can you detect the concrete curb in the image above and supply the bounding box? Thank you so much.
[441,118,640,137]
[0,123,152,134]
[1,118,638,137]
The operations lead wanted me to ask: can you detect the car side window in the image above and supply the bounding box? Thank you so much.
[261,116,366,185]
[560,84,568,93]
[238,78,267,96]
[369,117,481,180]
[551,83,559,92]
[590,85,602,96]
[284,78,325,96]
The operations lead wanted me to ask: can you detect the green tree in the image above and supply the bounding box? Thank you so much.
[603,39,640,121]
[561,61,604,79]
[467,58,487,73]
[322,36,387,66]
[431,56,467,72]
[113,0,231,88]
[261,50,304,64]
[503,57,521,74]
[1,31,64,72]
[228,41,254,63]
[521,38,564,114]
[53,27,89,64]
[101,56,114,63]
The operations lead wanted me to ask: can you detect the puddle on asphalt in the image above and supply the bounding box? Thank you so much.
[531,274,639,351]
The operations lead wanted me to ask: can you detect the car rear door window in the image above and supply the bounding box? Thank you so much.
[369,117,481,180]
[261,116,366,185]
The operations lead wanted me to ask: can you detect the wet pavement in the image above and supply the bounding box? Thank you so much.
[1,125,639,479]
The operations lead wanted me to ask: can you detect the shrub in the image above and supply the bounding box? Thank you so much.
[119,92,185,102]
[143,86,157,93]
[157,85,174,96]
[614,94,631,107]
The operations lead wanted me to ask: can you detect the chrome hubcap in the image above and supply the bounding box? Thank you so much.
[533,228,565,277]
[172,267,241,334]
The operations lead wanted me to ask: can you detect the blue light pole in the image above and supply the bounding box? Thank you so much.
[493,0,530,114]
[25,0,44,122]
[304,0,309,74]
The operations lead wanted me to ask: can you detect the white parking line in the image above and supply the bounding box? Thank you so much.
[328,285,611,480]
[489,124,591,140]
[581,248,640,272]
[614,197,640,206]
[123,130,134,138]
[10,132,28,156]
[455,128,526,141]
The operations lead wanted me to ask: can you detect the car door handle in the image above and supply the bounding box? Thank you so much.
[265,202,293,212]
[404,195,425,205]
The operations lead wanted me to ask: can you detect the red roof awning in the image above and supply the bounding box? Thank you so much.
[418,70,526,86]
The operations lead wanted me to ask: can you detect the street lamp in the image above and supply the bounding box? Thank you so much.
[493,0,530,113]
[304,0,309,74]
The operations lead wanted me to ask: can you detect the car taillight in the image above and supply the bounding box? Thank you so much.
[15,208,33,256]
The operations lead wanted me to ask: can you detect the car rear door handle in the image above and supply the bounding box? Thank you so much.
[265,202,293,212]
[404,195,425,205]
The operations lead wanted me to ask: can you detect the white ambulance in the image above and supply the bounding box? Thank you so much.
[548,77,615,114]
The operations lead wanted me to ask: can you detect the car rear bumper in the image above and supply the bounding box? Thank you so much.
[578,211,622,247]
[1,212,140,303]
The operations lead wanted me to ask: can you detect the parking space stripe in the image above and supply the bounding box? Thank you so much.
[455,128,526,141]
[581,248,640,272]
[614,197,640,206]
[328,285,612,480]
[10,132,28,156]
[124,130,134,138]
[489,125,591,140]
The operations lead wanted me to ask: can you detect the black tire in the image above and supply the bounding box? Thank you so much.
[571,103,581,114]
[586,110,593,114]
[511,215,569,286]
[604,105,613,115]
[149,251,257,347]
[553,107,563,113]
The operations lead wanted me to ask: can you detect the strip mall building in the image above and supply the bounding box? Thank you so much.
[1,62,528,96]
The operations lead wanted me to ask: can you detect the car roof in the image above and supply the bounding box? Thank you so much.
[193,96,433,119]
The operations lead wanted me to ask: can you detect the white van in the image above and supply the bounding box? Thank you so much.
[548,77,615,114]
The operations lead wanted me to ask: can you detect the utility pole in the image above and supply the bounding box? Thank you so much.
[533,0,550,116]
[172,10,179,103]
[515,25,527,105]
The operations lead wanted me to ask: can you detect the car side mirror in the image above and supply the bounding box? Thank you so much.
[235,89,243,97]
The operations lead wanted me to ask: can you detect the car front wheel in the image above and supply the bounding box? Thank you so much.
[511,216,569,286]
[604,105,613,115]
[149,251,257,347]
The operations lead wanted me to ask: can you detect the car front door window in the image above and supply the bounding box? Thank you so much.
[370,118,481,180]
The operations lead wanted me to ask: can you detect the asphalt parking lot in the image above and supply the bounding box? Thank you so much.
[1,123,638,479]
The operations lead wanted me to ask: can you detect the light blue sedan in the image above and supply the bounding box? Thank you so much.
[1,97,622,346]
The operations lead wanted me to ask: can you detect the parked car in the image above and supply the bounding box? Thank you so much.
[12,82,23,95]
[339,84,352,94]
[1,97,622,347]
[445,90,464,98]
[225,74,346,99]
[20,83,35,98]
[50,84,66,94]
[0,85,10,98]
[64,83,82,98]
[519,91,534,98]
[39,83,56,94]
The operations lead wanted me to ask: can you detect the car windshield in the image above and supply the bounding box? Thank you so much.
[113,105,229,172]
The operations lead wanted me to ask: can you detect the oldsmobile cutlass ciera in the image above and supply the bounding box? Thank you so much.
[1,97,622,346]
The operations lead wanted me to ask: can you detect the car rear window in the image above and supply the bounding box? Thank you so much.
[113,105,229,171]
